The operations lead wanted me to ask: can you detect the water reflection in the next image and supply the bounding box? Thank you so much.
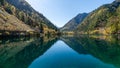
[29,40,115,68]
[0,37,58,68]
[61,35,120,68]
[0,35,120,68]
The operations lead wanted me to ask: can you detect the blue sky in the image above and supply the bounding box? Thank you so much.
[26,0,114,27]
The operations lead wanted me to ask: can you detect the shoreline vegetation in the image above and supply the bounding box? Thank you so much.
[0,0,120,37]
[0,30,61,37]
[62,31,120,35]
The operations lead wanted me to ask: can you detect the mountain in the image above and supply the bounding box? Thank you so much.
[76,0,120,35]
[61,13,88,31]
[0,9,33,32]
[0,0,57,35]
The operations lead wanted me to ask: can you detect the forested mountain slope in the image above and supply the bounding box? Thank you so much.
[76,0,120,35]
[61,13,88,31]
[0,0,58,35]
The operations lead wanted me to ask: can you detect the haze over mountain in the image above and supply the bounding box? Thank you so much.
[61,13,88,31]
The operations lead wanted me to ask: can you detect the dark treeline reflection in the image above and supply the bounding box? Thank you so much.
[0,36,58,68]
[61,35,120,68]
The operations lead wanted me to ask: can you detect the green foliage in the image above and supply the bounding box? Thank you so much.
[5,6,13,14]
[0,0,5,6]
[0,0,58,34]
[76,1,120,35]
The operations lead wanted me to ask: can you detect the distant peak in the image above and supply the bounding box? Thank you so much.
[115,0,120,2]
[78,13,87,15]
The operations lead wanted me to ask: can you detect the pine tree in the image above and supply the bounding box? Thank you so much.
[40,24,44,33]
[0,0,5,6]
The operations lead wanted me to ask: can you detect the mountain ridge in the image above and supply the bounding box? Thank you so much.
[6,0,57,30]
[0,0,58,35]
[75,0,120,35]
[61,13,88,31]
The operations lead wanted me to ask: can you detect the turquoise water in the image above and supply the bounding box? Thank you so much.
[29,40,115,68]
[0,36,120,68]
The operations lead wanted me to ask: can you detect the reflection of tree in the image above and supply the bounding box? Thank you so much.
[61,35,120,68]
[0,37,58,68]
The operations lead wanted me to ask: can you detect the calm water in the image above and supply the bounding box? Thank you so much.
[0,36,120,68]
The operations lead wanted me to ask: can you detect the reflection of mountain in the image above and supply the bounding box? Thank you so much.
[0,37,58,68]
[61,37,87,54]
[61,35,120,68]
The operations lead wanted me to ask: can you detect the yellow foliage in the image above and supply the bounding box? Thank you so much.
[0,33,2,35]
[0,13,7,20]
[5,31,10,35]
[29,32,34,34]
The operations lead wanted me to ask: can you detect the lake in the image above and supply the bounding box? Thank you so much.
[0,35,120,68]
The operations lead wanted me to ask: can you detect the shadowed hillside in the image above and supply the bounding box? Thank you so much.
[61,13,88,32]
